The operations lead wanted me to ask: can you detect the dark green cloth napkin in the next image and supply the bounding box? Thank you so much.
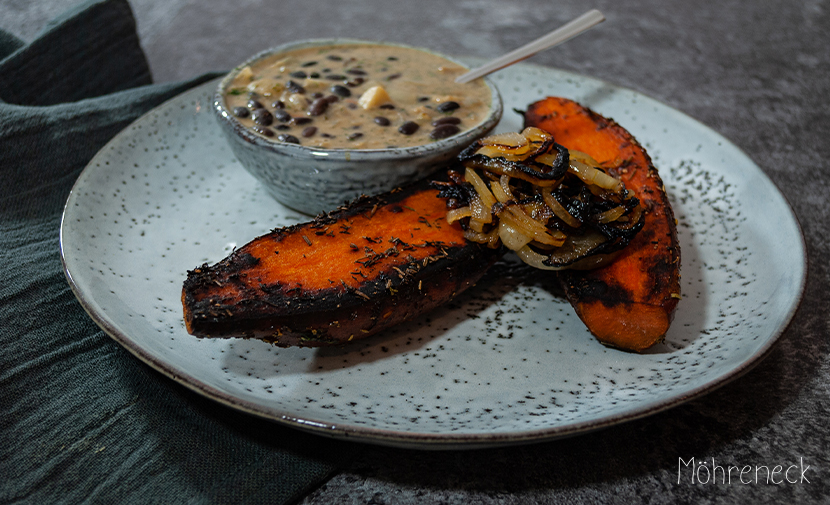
[0,1,354,503]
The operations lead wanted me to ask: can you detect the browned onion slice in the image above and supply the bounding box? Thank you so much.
[443,127,645,272]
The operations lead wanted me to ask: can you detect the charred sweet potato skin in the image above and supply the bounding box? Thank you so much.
[524,97,681,351]
[182,179,504,347]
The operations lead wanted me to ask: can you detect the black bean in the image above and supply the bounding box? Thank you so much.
[308,97,329,116]
[330,84,351,97]
[326,55,343,61]
[325,95,340,104]
[346,78,365,87]
[309,72,320,78]
[290,70,307,79]
[346,68,367,75]
[374,116,390,126]
[432,116,461,126]
[301,60,318,67]
[387,56,398,61]
[232,106,250,118]
[251,108,274,126]
[275,124,291,130]
[325,74,346,81]
[437,101,460,112]
[291,117,313,125]
[302,126,318,137]
[398,121,419,135]
[286,80,305,93]
[277,134,300,144]
[271,100,285,109]
[347,132,364,141]
[247,99,264,109]
[252,125,274,137]
[311,92,324,99]
[430,124,460,140]
[386,73,401,81]
[321,133,335,138]
[379,104,395,110]
[274,109,292,123]
[417,96,430,102]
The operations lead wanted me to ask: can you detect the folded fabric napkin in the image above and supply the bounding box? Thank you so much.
[0,1,354,503]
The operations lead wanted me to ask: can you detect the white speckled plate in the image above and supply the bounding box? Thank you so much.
[60,61,805,449]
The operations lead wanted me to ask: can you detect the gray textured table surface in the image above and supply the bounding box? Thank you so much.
[3,0,828,503]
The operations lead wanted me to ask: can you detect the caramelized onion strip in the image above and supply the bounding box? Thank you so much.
[470,196,491,225]
[446,206,472,224]
[499,208,565,247]
[451,129,641,272]
[568,159,623,192]
[464,167,496,208]
[541,187,581,228]
[497,219,533,251]
[499,175,516,201]
[464,227,500,248]
[597,205,626,223]
[515,245,564,271]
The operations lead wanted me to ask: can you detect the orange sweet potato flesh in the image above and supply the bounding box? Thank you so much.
[182,179,504,347]
[525,97,681,351]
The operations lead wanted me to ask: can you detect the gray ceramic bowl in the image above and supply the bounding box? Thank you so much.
[213,38,503,215]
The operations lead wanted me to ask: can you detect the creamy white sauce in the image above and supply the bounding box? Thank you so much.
[224,44,492,149]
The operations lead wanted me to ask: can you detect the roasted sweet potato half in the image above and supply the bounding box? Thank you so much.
[524,97,681,351]
[182,178,504,347]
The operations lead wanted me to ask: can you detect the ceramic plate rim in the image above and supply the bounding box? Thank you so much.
[59,62,807,450]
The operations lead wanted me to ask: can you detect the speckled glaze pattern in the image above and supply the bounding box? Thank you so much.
[60,61,805,449]
[213,39,503,216]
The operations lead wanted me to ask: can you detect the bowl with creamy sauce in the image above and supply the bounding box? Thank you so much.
[214,39,503,214]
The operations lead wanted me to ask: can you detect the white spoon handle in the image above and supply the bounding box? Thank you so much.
[455,9,605,84]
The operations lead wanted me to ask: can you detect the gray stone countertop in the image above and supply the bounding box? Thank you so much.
[4,0,828,503]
